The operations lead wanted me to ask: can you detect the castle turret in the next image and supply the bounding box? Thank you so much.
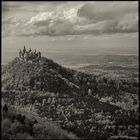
[38,51,41,60]
[19,49,22,58]
[24,51,28,62]
[29,48,31,53]
[23,45,26,53]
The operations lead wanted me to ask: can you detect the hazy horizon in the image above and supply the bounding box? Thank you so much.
[2,33,138,66]
[2,1,138,66]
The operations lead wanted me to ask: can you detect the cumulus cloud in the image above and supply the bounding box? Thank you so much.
[77,2,138,34]
[2,16,27,37]
[117,13,138,32]
[20,8,79,36]
[78,2,137,21]
[2,1,138,37]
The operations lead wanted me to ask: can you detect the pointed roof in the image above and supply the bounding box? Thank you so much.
[23,45,26,51]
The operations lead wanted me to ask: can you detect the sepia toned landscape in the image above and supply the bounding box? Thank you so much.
[2,1,139,140]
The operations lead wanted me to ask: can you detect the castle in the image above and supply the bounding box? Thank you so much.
[19,46,41,62]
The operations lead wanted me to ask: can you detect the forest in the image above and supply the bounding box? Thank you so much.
[2,57,139,139]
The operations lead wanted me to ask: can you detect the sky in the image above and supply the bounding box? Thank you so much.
[2,1,139,65]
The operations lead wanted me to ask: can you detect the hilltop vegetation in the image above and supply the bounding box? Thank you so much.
[2,57,78,95]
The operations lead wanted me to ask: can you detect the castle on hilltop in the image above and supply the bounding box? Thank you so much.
[19,46,41,62]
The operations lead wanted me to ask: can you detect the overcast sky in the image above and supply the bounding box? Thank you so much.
[2,1,139,64]
[2,1,138,37]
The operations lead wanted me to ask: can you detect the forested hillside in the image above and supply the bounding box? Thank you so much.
[2,56,139,139]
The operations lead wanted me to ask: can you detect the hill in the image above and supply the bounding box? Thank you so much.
[2,57,80,95]
[2,56,139,139]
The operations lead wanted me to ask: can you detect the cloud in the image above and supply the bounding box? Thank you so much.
[20,9,78,36]
[2,1,69,13]
[78,2,137,21]
[77,2,138,34]
[117,13,138,32]
[2,2,25,13]
[2,17,18,25]
[2,1,138,37]
[2,16,27,37]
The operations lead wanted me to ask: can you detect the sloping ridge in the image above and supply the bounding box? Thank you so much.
[2,57,80,95]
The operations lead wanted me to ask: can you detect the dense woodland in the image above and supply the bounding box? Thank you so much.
[2,104,78,139]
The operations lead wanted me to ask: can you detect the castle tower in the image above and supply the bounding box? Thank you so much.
[38,51,41,60]
[23,45,26,53]
[19,49,22,58]
[24,51,28,62]
[29,48,31,52]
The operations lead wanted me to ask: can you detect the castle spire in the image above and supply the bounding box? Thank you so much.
[38,51,41,59]
[19,49,22,58]
[23,45,26,53]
